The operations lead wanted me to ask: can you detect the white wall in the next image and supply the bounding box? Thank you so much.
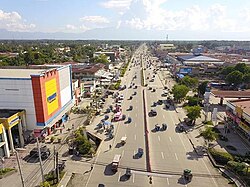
[58,66,72,107]
[0,79,36,130]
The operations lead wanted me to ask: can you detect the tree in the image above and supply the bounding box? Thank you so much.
[221,66,235,75]
[94,54,109,64]
[201,126,218,142]
[243,73,250,84]
[226,70,243,86]
[234,63,250,74]
[184,105,201,125]
[181,76,198,89]
[186,96,202,106]
[198,81,209,97]
[171,84,189,102]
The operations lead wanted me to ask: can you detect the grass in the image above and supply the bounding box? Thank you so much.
[0,168,15,176]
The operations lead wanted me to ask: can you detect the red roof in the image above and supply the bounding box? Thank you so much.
[212,90,250,98]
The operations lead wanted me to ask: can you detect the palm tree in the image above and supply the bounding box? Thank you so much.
[201,127,218,146]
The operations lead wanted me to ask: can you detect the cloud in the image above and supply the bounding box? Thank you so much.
[79,24,90,32]
[101,0,133,10]
[66,24,77,30]
[0,10,35,31]
[80,16,110,24]
[116,20,122,29]
[124,2,242,32]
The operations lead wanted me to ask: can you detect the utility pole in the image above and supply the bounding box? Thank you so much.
[36,137,44,183]
[15,151,25,187]
[56,152,59,183]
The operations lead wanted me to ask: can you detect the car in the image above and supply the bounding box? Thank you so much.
[119,94,124,100]
[128,106,133,110]
[152,89,156,92]
[133,92,137,95]
[149,87,152,90]
[152,102,157,107]
[104,115,109,120]
[149,110,157,116]
[134,86,137,89]
[122,114,126,120]
[30,145,50,159]
[138,148,144,157]
[157,100,163,105]
[162,92,168,97]
[127,117,132,123]
[129,96,133,100]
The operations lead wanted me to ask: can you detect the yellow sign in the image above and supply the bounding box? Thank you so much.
[8,113,19,129]
[45,79,59,115]
[239,121,250,133]
[235,106,243,118]
[0,124,3,134]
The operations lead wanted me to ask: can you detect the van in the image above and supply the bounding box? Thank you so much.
[111,154,121,172]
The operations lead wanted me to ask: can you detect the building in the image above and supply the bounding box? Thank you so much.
[226,99,250,142]
[0,65,74,155]
[159,44,176,51]
[177,55,224,66]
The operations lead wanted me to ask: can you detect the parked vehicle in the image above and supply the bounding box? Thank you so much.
[122,114,126,120]
[127,117,132,123]
[111,154,121,172]
[125,168,131,178]
[129,106,133,110]
[161,123,167,131]
[152,88,156,92]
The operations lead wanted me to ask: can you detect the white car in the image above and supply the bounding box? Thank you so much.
[119,94,124,100]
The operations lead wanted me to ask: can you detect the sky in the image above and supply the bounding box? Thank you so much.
[1,0,250,40]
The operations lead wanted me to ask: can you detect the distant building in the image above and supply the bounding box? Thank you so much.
[159,44,176,51]
[177,55,224,66]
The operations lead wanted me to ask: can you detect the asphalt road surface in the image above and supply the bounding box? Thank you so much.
[86,44,230,187]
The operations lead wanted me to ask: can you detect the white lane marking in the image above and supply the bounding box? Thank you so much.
[158,136,160,142]
[201,158,219,187]
[167,178,169,185]
[163,115,165,119]
[169,137,172,142]
[136,113,138,117]
[134,134,136,140]
[131,170,172,177]
[175,153,178,160]
[122,150,124,157]
[135,123,137,127]
[132,173,135,183]
[161,152,165,159]
[118,172,121,182]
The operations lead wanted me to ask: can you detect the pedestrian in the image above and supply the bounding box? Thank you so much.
[109,144,112,149]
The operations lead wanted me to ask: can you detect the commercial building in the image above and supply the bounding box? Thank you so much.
[0,65,74,156]
[226,99,250,143]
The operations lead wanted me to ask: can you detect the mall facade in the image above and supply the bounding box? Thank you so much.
[0,65,74,157]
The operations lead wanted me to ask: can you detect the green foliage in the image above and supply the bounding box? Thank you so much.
[171,84,189,102]
[180,76,199,89]
[40,181,51,187]
[234,63,250,74]
[0,168,15,176]
[114,80,121,90]
[93,54,109,64]
[227,161,246,174]
[221,66,235,75]
[243,73,250,84]
[209,148,234,165]
[186,96,202,106]
[198,81,209,96]
[226,70,243,86]
[201,126,218,142]
[184,105,201,124]
[73,127,92,155]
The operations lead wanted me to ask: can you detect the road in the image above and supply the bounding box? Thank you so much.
[86,44,230,187]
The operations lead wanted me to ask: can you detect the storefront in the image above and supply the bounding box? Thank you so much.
[0,110,25,156]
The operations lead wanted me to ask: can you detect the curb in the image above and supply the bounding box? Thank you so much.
[142,89,151,172]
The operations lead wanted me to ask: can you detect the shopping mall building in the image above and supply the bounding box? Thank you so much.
[226,99,250,143]
[0,65,74,157]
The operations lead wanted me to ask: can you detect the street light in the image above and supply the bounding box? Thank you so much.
[244,162,249,176]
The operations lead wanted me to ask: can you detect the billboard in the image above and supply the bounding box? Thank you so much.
[45,78,59,115]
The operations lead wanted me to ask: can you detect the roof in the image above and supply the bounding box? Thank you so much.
[0,109,23,118]
[229,99,250,114]
[178,55,221,62]
[0,69,46,78]
[73,63,105,74]
[212,90,250,98]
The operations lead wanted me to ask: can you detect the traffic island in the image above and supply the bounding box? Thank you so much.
[142,89,151,172]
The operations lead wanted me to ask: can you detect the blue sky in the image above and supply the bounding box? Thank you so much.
[1,0,250,40]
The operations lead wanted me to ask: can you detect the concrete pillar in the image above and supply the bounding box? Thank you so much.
[7,129,15,154]
[20,114,27,131]
[2,126,10,158]
[18,121,24,147]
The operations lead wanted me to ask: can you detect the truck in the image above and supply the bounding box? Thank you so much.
[111,154,121,172]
